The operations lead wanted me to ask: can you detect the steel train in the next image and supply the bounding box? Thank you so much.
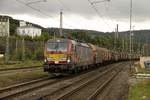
[43,38,140,74]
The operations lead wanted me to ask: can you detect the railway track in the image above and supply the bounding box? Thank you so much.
[87,68,122,100]
[0,66,42,72]
[0,62,125,100]
[0,76,63,99]
[53,64,122,100]
[36,67,114,99]
[33,63,123,100]
[0,64,106,99]
[0,66,42,76]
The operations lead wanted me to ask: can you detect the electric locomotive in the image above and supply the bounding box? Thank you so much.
[43,38,94,74]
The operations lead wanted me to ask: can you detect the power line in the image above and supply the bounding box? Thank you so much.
[26,0,47,5]
[55,0,85,29]
[16,0,77,29]
[57,0,115,31]
[90,0,110,5]
[100,3,117,26]
[92,0,116,25]
[56,0,71,11]
[105,3,118,25]
[16,0,115,31]
[87,0,114,31]
[16,0,53,17]
[57,0,116,31]
[91,0,127,33]
[94,3,116,27]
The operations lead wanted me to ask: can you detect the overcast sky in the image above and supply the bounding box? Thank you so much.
[0,0,150,32]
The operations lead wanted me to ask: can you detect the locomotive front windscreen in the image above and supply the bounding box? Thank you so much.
[47,42,68,51]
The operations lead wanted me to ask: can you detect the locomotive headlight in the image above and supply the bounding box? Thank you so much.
[44,59,47,63]
[67,59,70,63]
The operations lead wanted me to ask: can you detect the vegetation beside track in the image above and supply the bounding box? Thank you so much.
[0,60,43,69]
[129,62,150,100]
[0,69,48,88]
[137,68,150,74]
[129,79,150,100]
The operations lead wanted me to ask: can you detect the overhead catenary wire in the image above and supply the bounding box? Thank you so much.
[87,0,115,31]
[95,3,117,27]
[56,0,71,11]
[57,0,116,32]
[57,0,116,30]
[90,0,110,5]
[55,0,85,29]
[16,0,77,29]
[104,1,119,28]
[16,0,115,31]
[26,0,47,5]
[99,2,117,26]
[91,0,118,27]
[16,0,53,17]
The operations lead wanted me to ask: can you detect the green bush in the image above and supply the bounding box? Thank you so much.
[25,48,33,60]
[10,48,22,60]
[33,47,44,60]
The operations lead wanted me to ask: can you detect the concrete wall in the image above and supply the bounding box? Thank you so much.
[140,57,150,68]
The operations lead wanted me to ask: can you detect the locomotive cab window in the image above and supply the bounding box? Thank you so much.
[47,42,68,51]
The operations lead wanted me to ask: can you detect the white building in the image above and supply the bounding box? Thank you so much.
[19,21,26,27]
[17,26,42,38]
[17,21,41,38]
[0,17,9,37]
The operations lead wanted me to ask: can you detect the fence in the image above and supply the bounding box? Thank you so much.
[0,37,45,62]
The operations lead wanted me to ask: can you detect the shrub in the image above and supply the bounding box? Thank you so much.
[33,47,44,60]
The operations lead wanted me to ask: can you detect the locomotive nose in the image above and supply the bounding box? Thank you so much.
[46,53,68,64]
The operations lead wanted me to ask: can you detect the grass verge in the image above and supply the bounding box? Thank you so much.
[129,79,150,100]
[0,60,43,69]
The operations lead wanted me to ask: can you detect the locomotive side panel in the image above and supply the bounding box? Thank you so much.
[75,44,94,67]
